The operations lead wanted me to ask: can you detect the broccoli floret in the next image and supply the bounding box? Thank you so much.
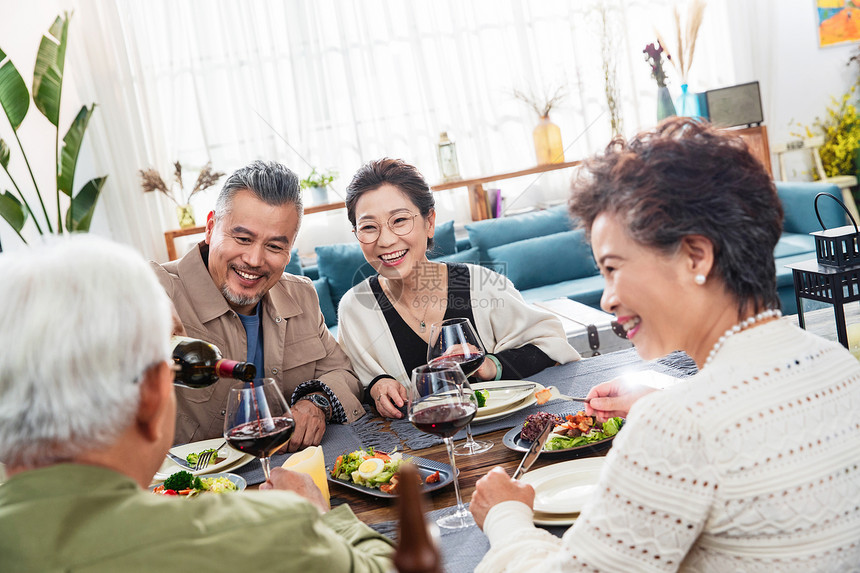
[163,471,194,491]
[474,389,489,408]
[186,448,217,467]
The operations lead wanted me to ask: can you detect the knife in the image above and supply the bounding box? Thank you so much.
[512,421,554,480]
[165,451,192,469]
[483,383,537,392]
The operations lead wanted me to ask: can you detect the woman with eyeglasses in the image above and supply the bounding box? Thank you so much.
[337,158,579,418]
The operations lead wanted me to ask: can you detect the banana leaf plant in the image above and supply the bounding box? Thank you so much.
[0,12,106,245]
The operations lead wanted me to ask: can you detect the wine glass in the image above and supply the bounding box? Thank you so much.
[427,318,493,455]
[223,378,295,481]
[408,364,477,529]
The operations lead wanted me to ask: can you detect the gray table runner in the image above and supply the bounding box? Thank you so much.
[234,348,696,486]
[368,502,566,573]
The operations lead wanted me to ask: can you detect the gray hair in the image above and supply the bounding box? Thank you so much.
[214,160,303,222]
[0,235,173,468]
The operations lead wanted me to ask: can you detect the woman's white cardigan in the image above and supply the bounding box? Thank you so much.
[337,263,581,386]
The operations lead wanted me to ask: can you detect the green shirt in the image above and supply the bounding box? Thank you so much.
[0,464,393,572]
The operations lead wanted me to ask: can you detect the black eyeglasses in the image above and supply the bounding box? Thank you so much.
[353,212,420,244]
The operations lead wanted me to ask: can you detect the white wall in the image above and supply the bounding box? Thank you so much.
[728,0,858,176]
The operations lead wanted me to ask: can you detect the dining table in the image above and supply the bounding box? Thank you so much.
[225,347,697,572]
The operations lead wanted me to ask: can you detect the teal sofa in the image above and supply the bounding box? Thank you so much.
[291,181,846,329]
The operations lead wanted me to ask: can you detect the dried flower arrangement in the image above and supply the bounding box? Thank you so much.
[139,161,225,206]
[513,85,567,119]
[596,3,622,136]
[643,42,670,88]
[656,0,707,85]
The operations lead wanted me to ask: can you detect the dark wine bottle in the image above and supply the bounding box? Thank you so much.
[393,463,442,573]
[171,336,256,388]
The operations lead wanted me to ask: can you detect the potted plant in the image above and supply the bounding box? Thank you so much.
[300,167,337,206]
[139,161,225,228]
[0,13,107,245]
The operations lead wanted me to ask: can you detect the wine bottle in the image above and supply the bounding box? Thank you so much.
[171,336,257,388]
[393,463,442,573]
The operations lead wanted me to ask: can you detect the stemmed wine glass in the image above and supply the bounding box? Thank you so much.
[427,318,493,455]
[223,378,295,481]
[408,364,477,530]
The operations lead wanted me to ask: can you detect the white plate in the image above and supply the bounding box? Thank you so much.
[154,438,249,479]
[472,382,544,424]
[473,380,537,416]
[520,457,605,515]
[150,472,247,495]
[532,511,580,527]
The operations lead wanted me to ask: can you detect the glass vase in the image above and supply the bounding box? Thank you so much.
[176,204,196,229]
[675,84,701,118]
[657,86,676,122]
[533,115,564,165]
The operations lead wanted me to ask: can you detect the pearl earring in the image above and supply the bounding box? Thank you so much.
[694,274,706,285]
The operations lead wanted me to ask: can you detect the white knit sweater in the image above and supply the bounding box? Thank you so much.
[476,319,860,572]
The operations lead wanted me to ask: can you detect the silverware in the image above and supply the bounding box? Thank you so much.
[166,441,226,471]
[512,421,554,480]
[165,451,192,469]
[484,383,536,392]
[537,386,591,404]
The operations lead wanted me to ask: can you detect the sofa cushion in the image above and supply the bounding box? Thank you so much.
[774,233,815,259]
[314,243,377,307]
[487,230,597,291]
[284,248,302,275]
[427,219,457,258]
[776,181,845,234]
[519,275,606,309]
[313,278,338,327]
[434,246,481,265]
[465,205,573,259]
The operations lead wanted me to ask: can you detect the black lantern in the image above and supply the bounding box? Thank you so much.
[788,193,860,355]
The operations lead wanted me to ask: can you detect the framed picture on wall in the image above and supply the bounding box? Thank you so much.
[816,1,860,47]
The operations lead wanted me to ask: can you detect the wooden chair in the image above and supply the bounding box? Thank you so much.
[773,135,859,223]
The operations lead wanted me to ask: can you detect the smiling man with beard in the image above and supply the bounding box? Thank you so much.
[151,161,364,450]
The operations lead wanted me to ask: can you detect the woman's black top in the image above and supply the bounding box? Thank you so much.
[367,263,554,394]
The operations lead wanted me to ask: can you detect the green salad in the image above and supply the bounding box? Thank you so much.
[544,416,624,451]
[330,448,406,493]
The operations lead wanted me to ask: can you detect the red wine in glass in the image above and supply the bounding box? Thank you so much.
[411,403,476,437]
[408,363,477,530]
[427,318,492,455]
[223,378,294,480]
[225,416,295,458]
[429,353,484,378]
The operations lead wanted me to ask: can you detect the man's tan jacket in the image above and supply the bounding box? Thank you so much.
[151,243,364,443]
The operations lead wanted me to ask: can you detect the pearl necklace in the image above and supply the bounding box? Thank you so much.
[704,309,782,367]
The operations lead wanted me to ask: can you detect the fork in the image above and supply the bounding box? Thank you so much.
[536,386,591,405]
[192,441,226,471]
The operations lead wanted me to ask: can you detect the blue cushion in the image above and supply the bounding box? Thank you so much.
[313,278,338,327]
[774,233,815,259]
[486,230,597,291]
[465,205,573,259]
[427,219,457,258]
[302,265,320,280]
[776,182,846,234]
[314,243,376,307]
[434,246,482,265]
[455,236,472,252]
[518,275,606,309]
[284,248,302,275]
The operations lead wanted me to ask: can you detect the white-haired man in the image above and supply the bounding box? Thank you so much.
[0,236,393,571]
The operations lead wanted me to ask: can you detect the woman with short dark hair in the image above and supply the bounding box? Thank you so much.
[337,158,579,418]
[469,118,860,571]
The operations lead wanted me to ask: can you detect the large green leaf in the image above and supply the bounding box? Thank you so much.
[65,175,105,232]
[0,190,28,232]
[58,104,93,197]
[0,47,30,131]
[33,14,68,127]
[0,138,9,169]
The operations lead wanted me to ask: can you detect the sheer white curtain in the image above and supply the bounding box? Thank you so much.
[71,0,734,261]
